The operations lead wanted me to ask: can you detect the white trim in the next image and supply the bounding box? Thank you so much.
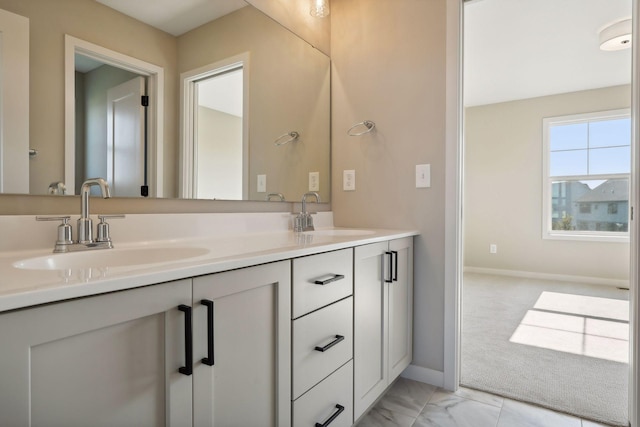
[444,0,463,393]
[630,0,639,425]
[179,52,250,199]
[464,266,630,288]
[401,364,444,388]
[0,9,29,194]
[64,35,164,197]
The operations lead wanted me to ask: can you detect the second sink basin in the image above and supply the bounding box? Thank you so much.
[13,246,210,271]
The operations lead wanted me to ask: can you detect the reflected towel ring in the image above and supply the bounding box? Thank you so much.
[347,120,375,136]
[274,131,300,146]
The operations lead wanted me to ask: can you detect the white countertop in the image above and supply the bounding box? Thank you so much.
[0,212,417,313]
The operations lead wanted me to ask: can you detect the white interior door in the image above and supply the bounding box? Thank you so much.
[107,76,145,197]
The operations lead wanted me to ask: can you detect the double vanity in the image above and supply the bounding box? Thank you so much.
[0,212,417,426]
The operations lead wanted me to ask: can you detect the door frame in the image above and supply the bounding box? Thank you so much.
[179,52,250,199]
[444,1,639,425]
[64,35,164,197]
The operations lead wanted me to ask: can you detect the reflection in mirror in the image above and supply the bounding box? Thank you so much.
[0,0,330,203]
[179,5,330,202]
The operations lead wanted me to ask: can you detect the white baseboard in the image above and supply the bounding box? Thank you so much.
[401,364,444,388]
[464,266,629,288]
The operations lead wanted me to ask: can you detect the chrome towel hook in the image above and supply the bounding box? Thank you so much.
[347,120,375,136]
[274,131,300,146]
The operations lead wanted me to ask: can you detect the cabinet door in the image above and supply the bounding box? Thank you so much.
[0,280,192,427]
[388,237,414,380]
[353,242,389,420]
[192,261,291,427]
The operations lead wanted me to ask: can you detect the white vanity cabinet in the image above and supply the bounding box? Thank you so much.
[291,249,354,427]
[353,237,414,420]
[0,279,193,427]
[192,260,291,427]
[0,261,291,427]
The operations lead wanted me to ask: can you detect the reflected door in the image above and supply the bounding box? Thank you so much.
[106,76,146,197]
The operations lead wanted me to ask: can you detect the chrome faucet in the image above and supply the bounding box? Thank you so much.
[37,178,124,253]
[78,178,111,244]
[294,192,321,232]
[266,193,285,201]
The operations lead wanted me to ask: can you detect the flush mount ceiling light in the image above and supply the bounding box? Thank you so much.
[310,0,330,18]
[599,19,632,51]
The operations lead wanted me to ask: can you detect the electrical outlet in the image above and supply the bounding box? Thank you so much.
[343,170,355,191]
[416,164,431,188]
[490,244,497,254]
[257,174,266,193]
[309,172,320,191]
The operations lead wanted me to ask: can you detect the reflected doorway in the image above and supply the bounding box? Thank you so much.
[181,53,249,200]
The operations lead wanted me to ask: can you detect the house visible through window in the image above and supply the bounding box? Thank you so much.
[543,109,630,241]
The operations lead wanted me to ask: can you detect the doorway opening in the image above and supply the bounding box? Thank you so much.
[459,0,632,425]
[64,35,165,197]
[180,53,249,200]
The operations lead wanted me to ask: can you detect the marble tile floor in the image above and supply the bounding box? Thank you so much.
[356,377,615,427]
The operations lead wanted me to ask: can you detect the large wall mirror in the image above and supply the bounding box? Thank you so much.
[0,0,330,203]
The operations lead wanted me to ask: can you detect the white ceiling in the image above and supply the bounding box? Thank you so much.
[464,0,632,107]
[96,0,248,36]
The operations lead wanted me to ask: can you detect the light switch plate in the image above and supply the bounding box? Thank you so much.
[343,170,356,191]
[309,172,320,191]
[257,174,266,193]
[416,164,431,188]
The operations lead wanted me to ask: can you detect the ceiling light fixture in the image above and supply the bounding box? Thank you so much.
[599,19,632,51]
[310,0,330,18]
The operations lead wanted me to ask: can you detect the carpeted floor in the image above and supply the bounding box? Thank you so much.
[461,272,630,427]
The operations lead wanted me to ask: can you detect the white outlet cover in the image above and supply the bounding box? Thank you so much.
[309,171,320,191]
[257,174,266,193]
[416,164,431,188]
[343,170,355,191]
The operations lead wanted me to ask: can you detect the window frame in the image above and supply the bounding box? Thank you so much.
[542,108,630,242]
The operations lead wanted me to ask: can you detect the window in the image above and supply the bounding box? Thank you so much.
[543,109,630,241]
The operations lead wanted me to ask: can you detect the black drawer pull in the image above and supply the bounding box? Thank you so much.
[315,404,345,427]
[314,335,345,352]
[392,250,398,282]
[385,251,393,283]
[314,274,345,285]
[178,305,193,376]
[201,299,215,366]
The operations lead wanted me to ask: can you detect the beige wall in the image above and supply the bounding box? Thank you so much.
[197,107,243,200]
[178,6,330,203]
[0,0,178,196]
[464,85,631,281]
[331,0,447,373]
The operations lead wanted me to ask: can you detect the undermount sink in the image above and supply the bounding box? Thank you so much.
[302,229,375,237]
[13,247,210,271]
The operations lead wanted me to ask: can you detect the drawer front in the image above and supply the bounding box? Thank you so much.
[293,360,353,427]
[292,297,353,399]
[293,249,353,318]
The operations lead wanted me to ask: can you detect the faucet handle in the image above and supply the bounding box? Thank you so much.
[96,215,125,243]
[36,216,73,246]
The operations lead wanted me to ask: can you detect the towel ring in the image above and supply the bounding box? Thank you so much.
[347,120,375,136]
[274,131,300,146]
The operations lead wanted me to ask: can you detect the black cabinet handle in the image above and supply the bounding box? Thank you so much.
[178,305,193,376]
[314,274,345,285]
[385,251,393,283]
[314,335,345,352]
[201,299,215,366]
[315,404,345,427]
[392,250,398,282]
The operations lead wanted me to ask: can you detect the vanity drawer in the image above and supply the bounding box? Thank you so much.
[293,360,353,427]
[292,248,353,318]
[292,296,353,399]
